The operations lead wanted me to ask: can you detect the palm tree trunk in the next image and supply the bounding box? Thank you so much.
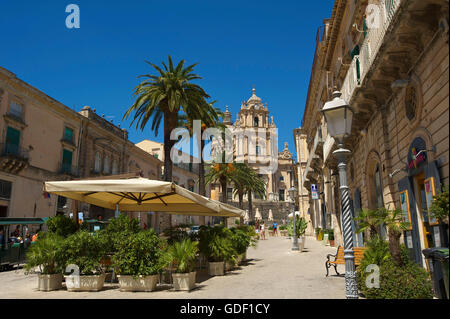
[388,228,403,266]
[238,190,244,225]
[163,111,177,182]
[248,190,253,221]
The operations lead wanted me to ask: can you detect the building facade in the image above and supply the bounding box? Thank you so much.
[0,66,204,232]
[299,0,449,266]
[211,88,296,224]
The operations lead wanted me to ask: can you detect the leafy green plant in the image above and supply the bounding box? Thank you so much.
[315,227,320,235]
[358,246,433,299]
[60,231,107,275]
[354,209,386,239]
[279,225,288,231]
[100,213,141,254]
[430,185,449,223]
[163,226,197,245]
[288,217,308,238]
[46,215,78,238]
[25,232,64,274]
[328,229,335,240]
[112,229,167,278]
[167,238,198,273]
[198,226,235,263]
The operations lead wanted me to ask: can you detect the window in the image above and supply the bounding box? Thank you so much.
[112,160,119,175]
[189,185,194,192]
[9,101,23,119]
[374,164,384,208]
[62,149,73,173]
[153,153,159,159]
[279,189,285,201]
[94,152,101,172]
[254,117,259,127]
[5,126,21,155]
[63,127,74,143]
[280,176,284,181]
[256,145,261,155]
[103,155,110,174]
[227,188,233,201]
[0,180,12,200]
[57,196,67,210]
[405,86,417,121]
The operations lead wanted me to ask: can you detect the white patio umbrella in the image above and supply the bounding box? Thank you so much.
[288,211,301,218]
[255,207,262,220]
[244,210,250,222]
[268,209,273,221]
[44,177,244,218]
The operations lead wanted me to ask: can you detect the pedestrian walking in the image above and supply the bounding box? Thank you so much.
[260,221,266,240]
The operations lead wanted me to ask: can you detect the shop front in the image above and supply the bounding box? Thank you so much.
[398,137,448,268]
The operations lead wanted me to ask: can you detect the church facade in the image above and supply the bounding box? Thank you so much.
[210,88,296,224]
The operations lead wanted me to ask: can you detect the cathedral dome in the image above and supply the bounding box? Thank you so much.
[247,87,262,104]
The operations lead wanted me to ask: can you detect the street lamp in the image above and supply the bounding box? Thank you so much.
[288,186,299,251]
[321,90,357,299]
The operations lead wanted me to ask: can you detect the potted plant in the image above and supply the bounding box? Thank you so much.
[199,226,235,276]
[60,231,107,292]
[328,229,335,247]
[288,217,308,252]
[25,232,64,291]
[113,229,166,292]
[168,238,198,291]
[315,227,320,240]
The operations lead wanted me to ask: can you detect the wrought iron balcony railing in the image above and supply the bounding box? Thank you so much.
[0,143,29,160]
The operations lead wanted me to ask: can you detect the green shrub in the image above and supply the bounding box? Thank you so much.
[60,231,107,275]
[288,217,307,238]
[358,238,433,299]
[167,238,198,273]
[112,229,167,277]
[163,226,198,245]
[25,232,64,274]
[105,213,140,234]
[328,229,334,240]
[198,226,235,263]
[230,226,257,256]
[46,215,77,238]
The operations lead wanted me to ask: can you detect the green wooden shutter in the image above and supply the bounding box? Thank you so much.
[5,127,20,154]
[62,149,73,172]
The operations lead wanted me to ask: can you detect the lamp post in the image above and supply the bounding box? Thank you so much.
[321,91,358,299]
[289,187,299,251]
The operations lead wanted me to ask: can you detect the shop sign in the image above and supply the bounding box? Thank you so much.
[407,137,427,173]
[311,184,319,200]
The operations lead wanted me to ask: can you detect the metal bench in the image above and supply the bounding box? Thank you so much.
[325,246,367,276]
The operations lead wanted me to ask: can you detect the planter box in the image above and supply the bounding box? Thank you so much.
[117,275,158,292]
[172,272,196,291]
[299,236,306,252]
[208,261,225,276]
[38,274,62,292]
[65,274,106,292]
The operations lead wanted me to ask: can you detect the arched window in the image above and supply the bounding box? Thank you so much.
[94,152,101,172]
[112,159,119,175]
[254,116,259,127]
[103,155,110,174]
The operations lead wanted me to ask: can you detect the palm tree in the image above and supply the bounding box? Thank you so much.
[205,162,237,204]
[354,208,385,240]
[232,163,266,221]
[379,208,410,266]
[123,55,214,182]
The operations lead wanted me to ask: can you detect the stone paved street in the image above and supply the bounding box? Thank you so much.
[0,236,345,299]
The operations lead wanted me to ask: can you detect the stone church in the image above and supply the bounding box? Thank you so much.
[210,88,296,224]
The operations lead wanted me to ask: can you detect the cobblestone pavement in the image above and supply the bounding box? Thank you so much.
[0,236,345,299]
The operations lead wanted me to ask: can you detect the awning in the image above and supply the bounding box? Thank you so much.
[43,177,244,218]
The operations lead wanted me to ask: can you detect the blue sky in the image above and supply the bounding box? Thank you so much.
[0,0,333,159]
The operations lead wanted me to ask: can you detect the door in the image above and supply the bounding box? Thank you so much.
[398,177,423,266]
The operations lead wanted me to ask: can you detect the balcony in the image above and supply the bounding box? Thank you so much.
[0,143,29,173]
[341,0,401,104]
[59,163,80,177]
